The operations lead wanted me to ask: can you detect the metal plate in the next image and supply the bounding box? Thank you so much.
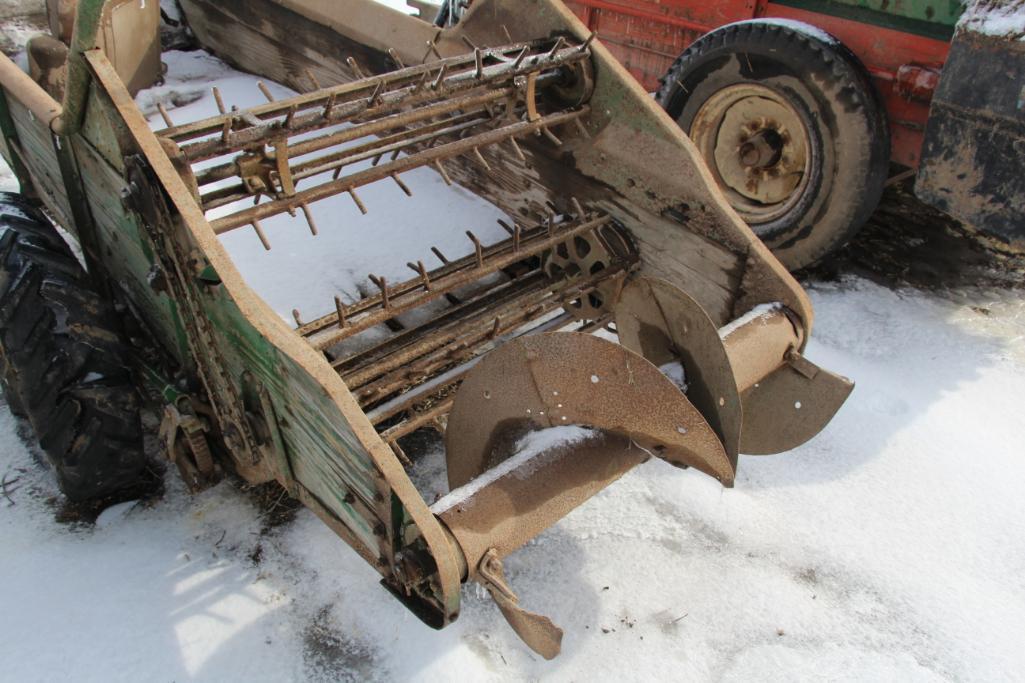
[444,332,734,489]
[739,356,854,455]
[614,277,742,469]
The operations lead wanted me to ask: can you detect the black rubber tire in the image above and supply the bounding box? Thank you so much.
[656,20,890,270]
[0,193,148,502]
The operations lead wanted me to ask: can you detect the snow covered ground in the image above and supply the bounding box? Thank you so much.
[1,21,1025,683]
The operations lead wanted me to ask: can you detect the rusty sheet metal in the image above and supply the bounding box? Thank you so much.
[443,331,733,489]
[615,277,743,469]
[738,353,854,455]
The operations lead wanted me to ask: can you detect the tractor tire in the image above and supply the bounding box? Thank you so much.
[0,193,148,502]
[656,19,890,270]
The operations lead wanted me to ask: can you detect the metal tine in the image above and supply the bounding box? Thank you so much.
[372,153,384,167]
[496,219,515,236]
[391,173,413,196]
[212,87,227,115]
[508,137,526,161]
[284,105,298,129]
[540,125,563,146]
[413,69,430,94]
[466,231,484,267]
[513,222,522,252]
[292,309,305,326]
[471,147,492,172]
[251,219,272,250]
[547,36,566,59]
[461,35,479,51]
[348,188,369,215]
[423,31,443,63]
[431,246,450,265]
[332,166,343,180]
[433,160,453,185]
[257,82,276,102]
[369,274,390,308]
[579,32,598,52]
[390,442,413,468]
[157,103,175,128]
[367,81,384,107]
[300,203,319,235]
[488,316,502,339]
[474,49,484,79]
[513,47,529,69]
[334,295,347,328]
[501,25,513,43]
[406,261,432,291]
[432,63,449,90]
[387,48,406,70]
[323,93,337,119]
[347,56,367,79]
[305,69,322,91]
[547,211,557,236]
[220,118,232,143]
[571,197,586,218]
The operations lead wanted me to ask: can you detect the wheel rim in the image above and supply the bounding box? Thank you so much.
[689,84,812,228]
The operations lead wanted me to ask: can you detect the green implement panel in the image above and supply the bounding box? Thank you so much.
[775,0,966,40]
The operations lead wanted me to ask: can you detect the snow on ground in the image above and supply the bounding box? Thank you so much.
[1,29,1025,683]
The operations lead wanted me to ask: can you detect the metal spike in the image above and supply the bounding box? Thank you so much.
[323,93,337,118]
[571,197,585,218]
[513,47,529,69]
[472,147,492,172]
[346,56,367,79]
[348,188,368,215]
[300,203,319,236]
[334,295,347,328]
[461,35,479,51]
[284,105,298,129]
[367,81,384,107]
[513,222,522,252]
[292,309,304,326]
[391,173,413,196]
[251,219,272,251]
[508,137,526,162]
[501,25,513,43]
[407,261,432,291]
[489,316,502,339]
[431,246,450,264]
[220,118,232,143]
[547,36,566,60]
[157,103,174,128]
[369,274,390,308]
[466,231,484,268]
[540,126,563,146]
[474,48,484,79]
[433,160,453,185]
[211,87,226,115]
[579,32,598,52]
[432,63,449,90]
[372,154,384,167]
[496,219,515,236]
[387,47,406,70]
[332,166,343,180]
[304,69,322,90]
[413,70,430,94]
[257,82,276,102]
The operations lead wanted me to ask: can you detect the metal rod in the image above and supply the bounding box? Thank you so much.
[209,108,589,234]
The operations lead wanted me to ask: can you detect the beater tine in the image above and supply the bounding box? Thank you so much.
[157,103,175,128]
[257,82,276,102]
[251,219,272,251]
[348,188,369,215]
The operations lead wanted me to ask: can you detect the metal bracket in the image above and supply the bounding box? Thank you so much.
[477,549,563,660]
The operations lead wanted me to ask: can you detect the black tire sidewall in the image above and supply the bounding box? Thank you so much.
[658,22,889,270]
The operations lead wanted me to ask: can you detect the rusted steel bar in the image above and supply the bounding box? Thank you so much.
[304,214,608,350]
[199,113,492,208]
[209,107,589,234]
[301,215,583,339]
[379,399,455,444]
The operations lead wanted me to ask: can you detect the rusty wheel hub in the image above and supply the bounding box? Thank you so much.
[690,84,811,225]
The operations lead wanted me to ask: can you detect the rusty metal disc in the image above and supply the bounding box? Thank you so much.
[614,277,742,469]
[444,332,734,489]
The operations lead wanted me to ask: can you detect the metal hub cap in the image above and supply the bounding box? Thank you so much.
[690,84,811,225]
